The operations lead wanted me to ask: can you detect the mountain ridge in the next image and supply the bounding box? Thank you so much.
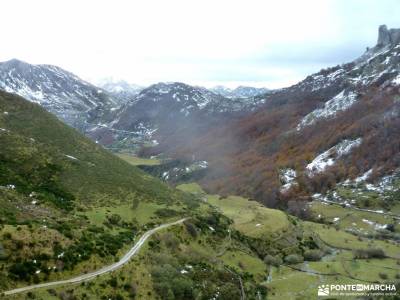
[142,25,400,208]
[0,59,119,131]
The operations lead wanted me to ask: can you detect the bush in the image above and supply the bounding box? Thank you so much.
[263,255,283,267]
[161,233,180,250]
[3,232,11,239]
[379,272,388,280]
[218,283,241,300]
[0,242,6,259]
[183,221,197,238]
[126,283,137,298]
[27,292,35,299]
[47,289,57,296]
[154,208,179,218]
[353,248,386,259]
[284,254,304,264]
[108,277,118,288]
[107,214,121,226]
[151,264,194,300]
[8,261,36,281]
[304,249,323,261]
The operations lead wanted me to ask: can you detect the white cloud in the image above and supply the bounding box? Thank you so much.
[1,0,399,88]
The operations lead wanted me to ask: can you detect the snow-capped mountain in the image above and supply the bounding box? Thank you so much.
[0,59,118,130]
[286,24,400,131]
[211,85,270,98]
[141,25,400,206]
[89,25,400,155]
[88,82,267,148]
[96,79,144,104]
[0,60,269,148]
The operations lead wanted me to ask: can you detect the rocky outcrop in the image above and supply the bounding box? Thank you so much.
[377,25,400,47]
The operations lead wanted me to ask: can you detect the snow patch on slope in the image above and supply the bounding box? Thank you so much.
[297,90,358,130]
[307,138,362,175]
[354,169,373,183]
[279,168,297,192]
[392,74,400,85]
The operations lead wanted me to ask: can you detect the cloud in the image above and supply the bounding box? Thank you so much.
[0,0,399,88]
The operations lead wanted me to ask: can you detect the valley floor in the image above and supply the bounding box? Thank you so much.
[3,182,399,300]
[2,155,399,299]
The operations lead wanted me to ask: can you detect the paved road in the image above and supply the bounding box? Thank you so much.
[3,218,187,296]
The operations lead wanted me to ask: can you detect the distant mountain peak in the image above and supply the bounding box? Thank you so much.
[210,85,270,98]
[97,78,144,103]
[2,58,26,65]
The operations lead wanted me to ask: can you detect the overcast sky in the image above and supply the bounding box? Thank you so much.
[1,0,399,88]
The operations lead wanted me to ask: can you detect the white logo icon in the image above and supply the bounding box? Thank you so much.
[356,284,364,291]
[318,285,330,296]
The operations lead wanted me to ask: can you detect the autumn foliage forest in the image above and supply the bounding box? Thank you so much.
[148,78,400,212]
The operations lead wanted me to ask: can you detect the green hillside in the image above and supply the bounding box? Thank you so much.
[0,91,198,291]
[0,91,192,207]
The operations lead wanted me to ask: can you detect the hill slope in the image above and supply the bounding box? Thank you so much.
[0,90,198,291]
[0,90,191,206]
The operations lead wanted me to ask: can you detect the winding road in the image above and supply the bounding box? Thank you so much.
[3,218,187,296]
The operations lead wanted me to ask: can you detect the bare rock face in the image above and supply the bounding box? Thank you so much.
[377,25,400,47]
[377,25,391,46]
[390,28,400,45]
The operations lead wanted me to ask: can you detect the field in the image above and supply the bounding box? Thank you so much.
[310,201,399,233]
[82,202,182,227]
[116,153,161,166]
[262,218,400,299]
[178,182,400,300]
[177,183,290,238]
[303,221,400,258]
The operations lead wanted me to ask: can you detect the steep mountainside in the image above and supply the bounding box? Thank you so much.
[146,25,400,209]
[0,90,200,291]
[0,59,118,130]
[0,90,190,205]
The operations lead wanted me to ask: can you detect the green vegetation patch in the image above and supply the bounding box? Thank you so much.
[116,153,161,166]
[178,183,289,238]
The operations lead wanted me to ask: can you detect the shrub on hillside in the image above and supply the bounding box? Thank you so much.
[0,242,6,260]
[304,249,323,261]
[379,272,388,280]
[263,255,283,267]
[284,254,304,264]
[151,264,194,300]
[154,208,179,218]
[353,248,386,259]
[183,221,198,238]
[107,214,122,225]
